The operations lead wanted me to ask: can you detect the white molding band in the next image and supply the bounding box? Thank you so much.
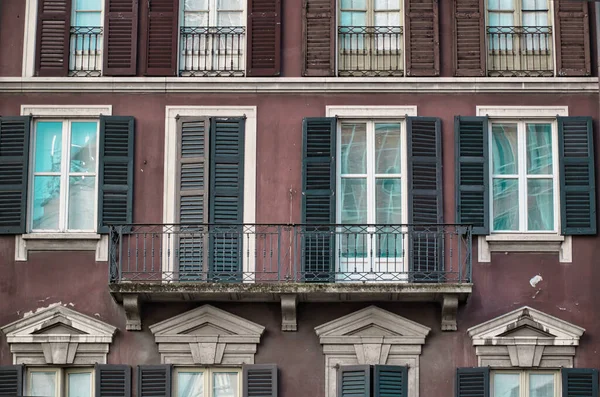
[476,106,568,118]
[1,77,598,94]
[326,105,418,118]
[20,105,113,117]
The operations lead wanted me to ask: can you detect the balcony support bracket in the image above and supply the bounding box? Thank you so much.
[281,294,298,332]
[123,294,142,331]
[441,294,459,332]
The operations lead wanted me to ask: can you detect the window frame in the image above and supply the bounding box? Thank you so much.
[26,367,95,397]
[180,0,246,28]
[491,369,560,397]
[71,0,104,28]
[173,367,242,397]
[486,0,551,28]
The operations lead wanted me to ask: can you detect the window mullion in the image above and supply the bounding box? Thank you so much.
[367,121,376,225]
[210,0,217,27]
[519,121,528,232]
[60,121,70,232]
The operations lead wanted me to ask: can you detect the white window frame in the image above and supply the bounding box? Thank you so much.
[486,0,552,28]
[181,0,245,28]
[173,367,242,397]
[491,370,560,397]
[338,0,403,27]
[72,0,103,27]
[27,367,95,397]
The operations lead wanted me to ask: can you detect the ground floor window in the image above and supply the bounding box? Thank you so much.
[492,370,558,397]
[27,367,94,397]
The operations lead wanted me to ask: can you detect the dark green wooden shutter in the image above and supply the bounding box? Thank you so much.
[455,367,489,397]
[209,117,245,282]
[98,116,134,233]
[138,365,171,397]
[338,365,370,397]
[562,368,598,397]
[0,365,23,397]
[301,117,336,282]
[0,117,31,235]
[96,364,131,397]
[407,117,443,281]
[455,116,489,235]
[558,117,596,235]
[176,117,210,281]
[243,364,278,397]
[374,365,407,397]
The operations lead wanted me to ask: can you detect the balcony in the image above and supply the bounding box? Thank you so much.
[109,223,472,331]
[338,26,404,77]
[69,26,103,77]
[179,26,245,77]
[486,26,554,77]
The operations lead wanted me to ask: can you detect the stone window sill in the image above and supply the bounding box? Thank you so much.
[478,234,572,263]
[15,233,108,262]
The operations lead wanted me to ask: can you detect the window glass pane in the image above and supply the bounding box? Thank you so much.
[218,0,242,9]
[375,0,400,10]
[375,123,401,174]
[184,12,209,26]
[68,176,96,230]
[213,372,238,397]
[218,11,243,26]
[492,124,518,175]
[528,179,553,231]
[184,0,208,10]
[341,123,367,174]
[70,122,98,173]
[493,373,520,397]
[522,11,547,27]
[522,0,547,10]
[68,372,92,397]
[376,178,402,257]
[375,12,400,26]
[74,0,101,11]
[340,11,367,26]
[488,0,514,10]
[178,372,204,397]
[35,122,63,173]
[488,12,514,27]
[33,176,61,230]
[30,372,57,397]
[493,179,519,231]
[526,123,552,175]
[341,0,366,9]
[341,178,367,223]
[530,374,554,397]
[74,11,102,26]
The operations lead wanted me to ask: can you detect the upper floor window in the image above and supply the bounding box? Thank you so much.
[492,370,557,397]
[174,367,241,397]
[27,367,94,397]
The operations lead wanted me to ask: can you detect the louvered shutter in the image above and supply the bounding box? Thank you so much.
[247,0,281,76]
[144,0,178,76]
[554,1,591,76]
[0,365,23,397]
[98,116,135,233]
[209,118,245,282]
[562,368,598,397]
[301,118,336,282]
[338,366,370,397]
[302,0,335,76]
[559,117,596,235]
[103,0,139,76]
[404,0,439,76]
[452,0,485,76]
[96,364,131,397]
[0,117,31,235]
[455,367,489,397]
[243,364,278,397]
[176,117,210,281]
[138,365,171,397]
[407,117,443,281]
[455,116,489,235]
[374,365,407,397]
[35,0,71,76]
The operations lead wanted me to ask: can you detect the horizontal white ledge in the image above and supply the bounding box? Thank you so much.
[0,77,597,94]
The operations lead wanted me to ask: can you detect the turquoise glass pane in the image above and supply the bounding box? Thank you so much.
[526,123,552,175]
[30,372,56,397]
[340,11,367,26]
[488,0,514,10]
[340,123,367,174]
[493,374,520,397]
[32,176,61,230]
[528,179,553,231]
[68,372,92,397]
[530,374,554,397]
[70,121,98,172]
[522,0,547,10]
[493,178,519,231]
[35,122,63,173]
[376,178,402,258]
[375,123,401,174]
[492,124,518,175]
[341,0,366,9]
[375,0,400,10]
[75,0,101,11]
[177,372,204,397]
[74,11,102,26]
[340,178,367,257]
[213,373,238,397]
[68,176,95,230]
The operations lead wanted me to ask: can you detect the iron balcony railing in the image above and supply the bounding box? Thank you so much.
[109,224,472,284]
[179,26,245,77]
[69,26,103,77]
[486,26,553,77]
[338,26,404,77]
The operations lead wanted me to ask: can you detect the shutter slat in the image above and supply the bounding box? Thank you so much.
[247,0,281,76]
[104,0,138,75]
[0,117,31,235]
[0,365,23,397]
[452,0,485,76]
[35,0,70,76]
[144,0,178,76]
[456,368,489,397]
[302,0,336,76]
[301,117,336,282]
[338,366,370,397]
[455,116,489,235]
[243,364,278,397]
[554,1,591,76]
[98,116,135,233]
[138,365,171,397]
[374,365,407,397]
[559,116,596,235]
[405,0,439,76]
[562,368,598,397]
[96,364,131,397]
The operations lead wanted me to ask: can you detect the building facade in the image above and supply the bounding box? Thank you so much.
[0,0,599,396]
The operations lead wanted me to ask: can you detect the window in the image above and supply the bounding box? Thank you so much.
[492,371,558,397]
[30,120,99,232]
[69,0,104,76]
[27,368,94,397]
[174,368,241,397]
[490,120,557,233]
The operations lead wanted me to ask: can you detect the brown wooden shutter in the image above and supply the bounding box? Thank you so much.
[452,0,485,76]
[35,0,71,76]
[554,0,591,76]
[103,0,139,76]
[404,0,439,76]
[144,0,179,76]
[302,0,335,76]
[247,0,281,76]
